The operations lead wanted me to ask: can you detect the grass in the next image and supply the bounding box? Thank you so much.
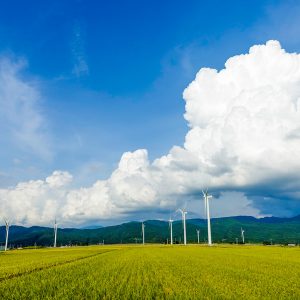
[0,245,299,299]
[0,246,112,281]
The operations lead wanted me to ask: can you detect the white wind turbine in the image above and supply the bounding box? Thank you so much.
[241,227,245,244]
[142,222,145,245]
[177,209,187,245]
[54,219,58,248]
[203,190,213,246]
[169,218,173,245]
[4,219,9,251]
[196,229,200,244]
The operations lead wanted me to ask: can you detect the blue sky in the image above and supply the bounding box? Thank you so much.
[0,0,289,182]
[1,0,300,225]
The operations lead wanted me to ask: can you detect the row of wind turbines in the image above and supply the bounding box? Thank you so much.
[161,190,213,246]
[141,190,246,246]
[2,219,59,251]
[2,190,246,250]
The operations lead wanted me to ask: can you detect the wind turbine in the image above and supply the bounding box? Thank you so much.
[241,227,245,244]
[202,190,213,246]
[4,219,9,251]
[169,218,173,245]
[177,209,187,245]
[54,219,58,248]
[142,222,145,245]
[196,229,200,244]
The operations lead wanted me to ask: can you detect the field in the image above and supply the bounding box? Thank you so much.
[0,245,299,299]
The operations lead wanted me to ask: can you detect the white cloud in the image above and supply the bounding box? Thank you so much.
[0,171,71,225]
[0,57,51,160]
[45,170,73,188]
[2,40,300,226]
[182,40,300,188]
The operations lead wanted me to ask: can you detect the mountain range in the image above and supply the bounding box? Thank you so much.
[1,215,300,247]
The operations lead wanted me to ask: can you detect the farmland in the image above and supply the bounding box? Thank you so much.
[0,245,299,299]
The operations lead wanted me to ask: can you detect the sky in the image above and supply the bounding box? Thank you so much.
[1,0,300,226]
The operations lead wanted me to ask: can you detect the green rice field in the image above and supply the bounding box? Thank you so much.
[0,245,299,299]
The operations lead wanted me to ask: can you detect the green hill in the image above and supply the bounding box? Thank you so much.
[1,215,300,247]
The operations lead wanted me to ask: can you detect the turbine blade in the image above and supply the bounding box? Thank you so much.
[183,201,187,211]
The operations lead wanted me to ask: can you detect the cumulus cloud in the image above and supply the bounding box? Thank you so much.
[0,171,71,225]
[182,40,300,187]
[2,40,300,226]
[0,57,51,159]
[45,171,73,188]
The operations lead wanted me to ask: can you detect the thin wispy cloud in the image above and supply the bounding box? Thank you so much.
[0,56,52,161]
[71,21,89,77]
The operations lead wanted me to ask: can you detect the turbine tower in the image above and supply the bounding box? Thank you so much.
[196,229,200,244]
[177,209,187,245]
[203,190,213,246]
[54,219,58,248]
[4,219,9,251]
[169,218,173,245]
[241,227,245,244]
[142,222,145,245]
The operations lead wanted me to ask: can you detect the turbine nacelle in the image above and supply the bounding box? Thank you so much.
[202,189,212,198]
[177,209,187,216]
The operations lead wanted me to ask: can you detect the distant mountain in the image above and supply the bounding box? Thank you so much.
[1,215,300,247]
[80,225,103,229]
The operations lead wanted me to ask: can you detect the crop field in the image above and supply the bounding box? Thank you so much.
[0,245,299,299]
